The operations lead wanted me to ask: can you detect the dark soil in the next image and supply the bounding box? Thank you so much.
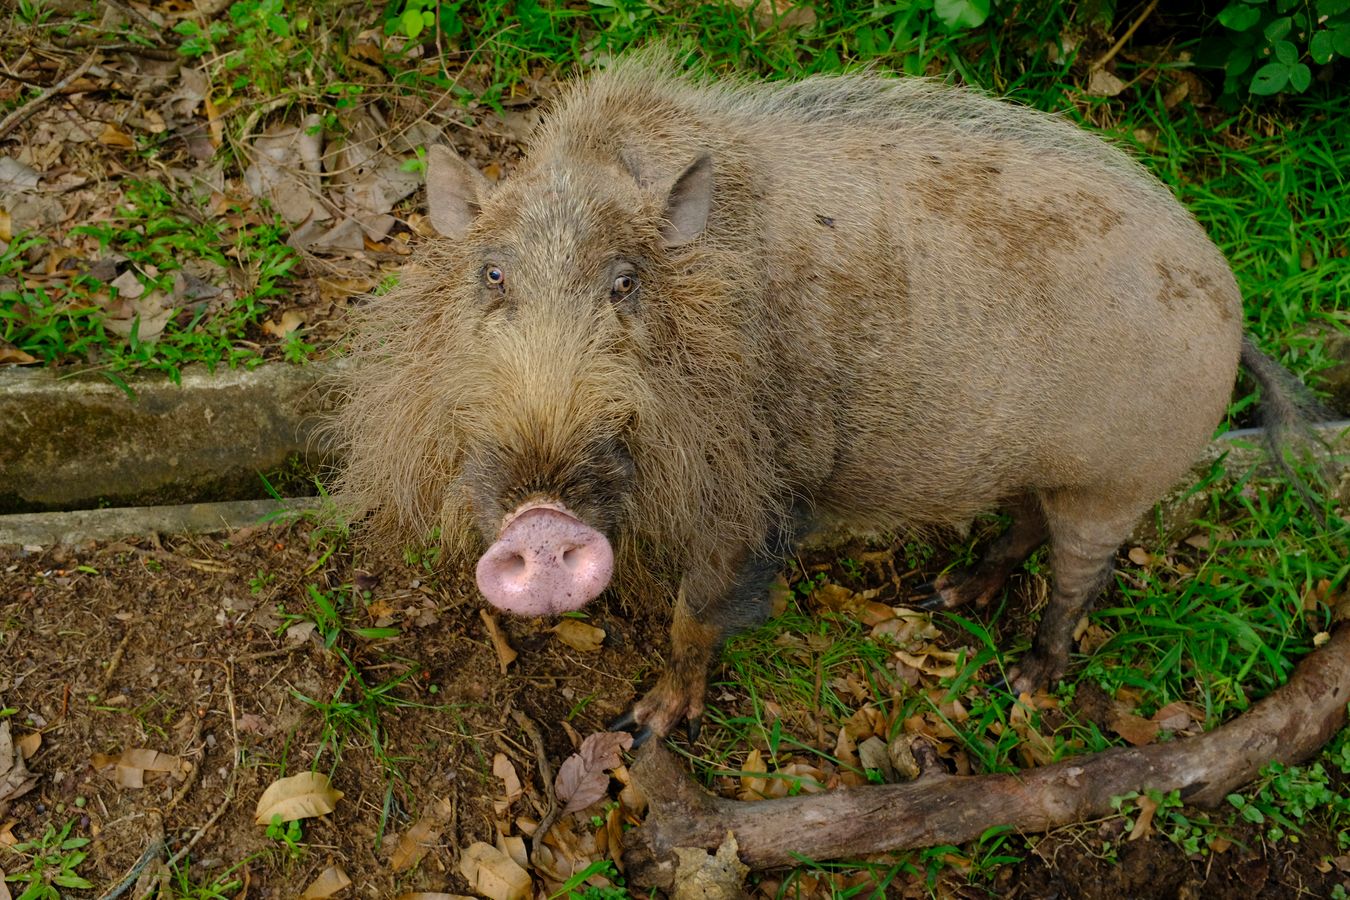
[1,523,1346,897]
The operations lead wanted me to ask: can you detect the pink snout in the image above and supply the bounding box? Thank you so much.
[475,504,614,616]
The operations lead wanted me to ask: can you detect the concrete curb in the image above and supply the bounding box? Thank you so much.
[0,498,324,547]
[0,361,341,514]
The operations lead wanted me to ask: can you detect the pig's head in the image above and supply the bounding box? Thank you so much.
[406,142,716,617]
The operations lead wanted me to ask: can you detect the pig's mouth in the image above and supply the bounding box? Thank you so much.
[474,500,615,617]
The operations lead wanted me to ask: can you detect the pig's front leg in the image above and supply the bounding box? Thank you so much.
[611,529,789,746]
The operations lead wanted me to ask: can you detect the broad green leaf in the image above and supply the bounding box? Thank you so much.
[1287,62,1312,91]
[1218,2,1262,30]
[1333,26,1350,56]
[1309,30,1334,62]
[1272,39,1299,63]
[933,0,991,30]
[1249,61,1290,94]
[55,874,95,888]
[1226,45,1254,75]
[1318,0,1350,14]
[401,7,425,38]
[1263,16,1292,41]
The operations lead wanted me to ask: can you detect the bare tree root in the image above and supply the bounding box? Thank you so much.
[623,626,1350,890]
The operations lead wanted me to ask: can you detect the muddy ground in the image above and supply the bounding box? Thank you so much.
[1,520,1346,898]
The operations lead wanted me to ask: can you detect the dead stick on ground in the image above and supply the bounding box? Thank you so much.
[510,709,562,854]
[623,625,1350,890]
[1093,0,1161,72]
[0,54,96,141]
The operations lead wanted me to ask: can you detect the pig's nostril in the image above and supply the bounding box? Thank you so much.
[561,546,581,571]
[504,554,528,579]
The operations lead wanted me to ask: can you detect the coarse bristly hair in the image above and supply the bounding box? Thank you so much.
[327,46,1257,613]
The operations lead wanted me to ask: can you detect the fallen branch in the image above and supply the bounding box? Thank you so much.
[623,626,1350,889]
[1092,0,1161,72]
[0,54,97,141]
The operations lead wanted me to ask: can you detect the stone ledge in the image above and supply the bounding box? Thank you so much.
[0,498,323,547]
[0,361,342,513]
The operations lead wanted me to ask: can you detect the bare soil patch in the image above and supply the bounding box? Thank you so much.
[2,522,1346,896]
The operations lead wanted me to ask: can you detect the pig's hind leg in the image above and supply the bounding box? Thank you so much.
[1005,487,1150,694]
[912,494,1049,611]
[610,518,797,747]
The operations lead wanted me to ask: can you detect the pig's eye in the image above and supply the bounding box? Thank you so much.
[612,273,638,299]
[483,265,505,289]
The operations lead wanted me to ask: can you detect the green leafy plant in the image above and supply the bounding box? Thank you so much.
[264,815,306,861]
[1204,0,1350,97]
[175,0,311,93]
[383,0,464,40]
[3,820,94,899]
[1227,749,1350,843]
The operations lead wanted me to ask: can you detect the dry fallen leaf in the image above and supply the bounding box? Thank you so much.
[492,753,522,816]
[1109,710,1159,747]
[857,736,894,782]
[552,619,606,653]
[738,747,770,800]
[813,581,858,612]
[496,832,528,870]
[0,347,37,366]
[671,831,749,900]
[893,649,958,679]
[13,734,38,760]
[1008,701,1057,768]
[91,748,190,789]
[262,309,305,338]
[391,796,453,872]
[1127,792,1160,842]
[1087,67,1127,97]
[98,122,137,148]
[457,841,531,900]
[395,894,474,900]
[390,817,439,872]
[301,865,352,898]
[254,771,343,825]
[479,609,517,673]
[1151,701,1199,735]
[554,731,634,814]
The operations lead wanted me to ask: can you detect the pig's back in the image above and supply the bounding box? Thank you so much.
[540,59,1245,530]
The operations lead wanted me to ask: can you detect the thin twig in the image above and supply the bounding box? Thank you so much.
[510,709,561,855]
[1093,0,1161,72]
[0,53,97,141]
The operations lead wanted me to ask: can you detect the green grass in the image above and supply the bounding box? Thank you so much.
[687,454,1349,892]
[4,0,1346,382]
[1,179,298,385]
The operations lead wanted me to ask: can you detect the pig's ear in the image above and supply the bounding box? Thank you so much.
[660,153,713,247]
[425,144,490,239]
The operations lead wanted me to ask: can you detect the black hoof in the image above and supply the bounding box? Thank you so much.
[629,725,654,750]
[686,715,702,746]
[916,594,950,612]
[908,582,949,611]
[608,709,639,734]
